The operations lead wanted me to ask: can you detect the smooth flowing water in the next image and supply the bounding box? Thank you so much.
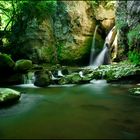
[0,82,140,139]
[90,26,116,69]
[89,25,99,65]
[92,45,109,68]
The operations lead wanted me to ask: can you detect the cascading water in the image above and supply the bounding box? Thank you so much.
[79,71,84,77]
[89,25,99,65]
[58,70,64,77]
[23,72,35,84]
[92,43,109,68]
[90,26,116,69]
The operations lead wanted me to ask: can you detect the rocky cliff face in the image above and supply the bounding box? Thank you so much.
[94,4,115,33]
[53,1,104,65]
[116,1,140,53]
[10,1,115,65]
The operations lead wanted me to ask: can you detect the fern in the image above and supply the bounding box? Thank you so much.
[127,25,140,47]
[128,51,140,65]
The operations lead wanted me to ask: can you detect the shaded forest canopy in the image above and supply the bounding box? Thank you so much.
[0,0,57,43]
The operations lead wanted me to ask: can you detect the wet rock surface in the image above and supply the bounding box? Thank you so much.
[0,88,21,106]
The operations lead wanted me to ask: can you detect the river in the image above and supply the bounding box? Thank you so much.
[0,81,140,139]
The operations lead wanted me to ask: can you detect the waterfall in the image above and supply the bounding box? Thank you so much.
[48,70,59,80]
[79,71,84,77]
[89,25,99,65]
[51,74,58,80]
[92,44,109,68]
[105,26,116,46]
[90,26,116,69]
[58,70,64,77]
[23,72,35,84]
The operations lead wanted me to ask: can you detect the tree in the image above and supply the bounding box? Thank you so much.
[0,0,57,47]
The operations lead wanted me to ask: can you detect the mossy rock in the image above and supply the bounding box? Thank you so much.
[15,59,32,73]
[59,73,83,85]
[0,53,15,74]
[82,69,102,81]
[94,61,140,82]
[58,76,71,85]
[34,70,52,87]
[129,87,140,96]
[70,73,83,84]
[0,88,21,106]
[58,36,104,65]
[82,76,92,83]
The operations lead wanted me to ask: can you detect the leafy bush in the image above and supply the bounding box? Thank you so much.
[116,19,127,30]
[128,51,140,65]
[127,25,140,47]
[18,1,57,20]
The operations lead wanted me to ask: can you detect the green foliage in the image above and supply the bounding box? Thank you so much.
[98,61,139,82]
[57,42,64,61]
[89,0,116,9]
[128,50,140,65]
[116,18,127,30]
[89,0,99,7]
[7,0,57,45]
[0,0,57,31]
[0,1,13,30]
[127,25,140,47]
[17,1,57,21]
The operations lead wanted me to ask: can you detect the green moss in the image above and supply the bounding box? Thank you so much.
[57,35,104,65]
[0,53,15,70]
[57,37,93,65]
[15,59,32,72]
[90,61,140,82]
[0,88,20,103]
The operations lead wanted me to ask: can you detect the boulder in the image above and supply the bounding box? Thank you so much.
[34,70,52,87]
[70,73,83,84]
[15,59,32,73]
[0,53,15,75]
[0,88,21,106]
[59,73,83,85]
[58,75,71,85]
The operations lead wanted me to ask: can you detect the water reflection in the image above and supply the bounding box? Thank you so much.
[0,94,44,117]
[0,83,140,139]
